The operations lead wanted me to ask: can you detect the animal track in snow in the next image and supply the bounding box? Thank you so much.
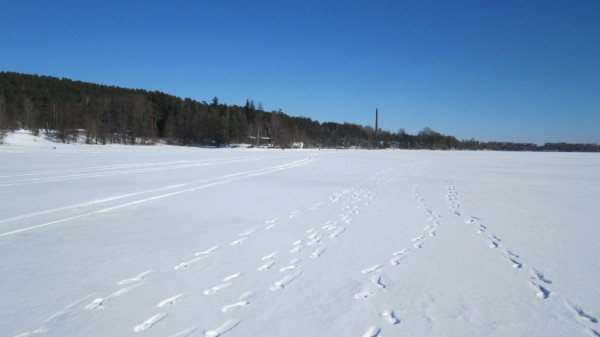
[157,294,184,308]
[118,270,153,285]
[566,301,598,324]
[361,325,381,337]
[380,310,400,324]
[204,319,241,337]
[361,264,383,275]
[488,240,499,248]
[133,312,168,332]
[477,224,487,234]
[289,210,300,219]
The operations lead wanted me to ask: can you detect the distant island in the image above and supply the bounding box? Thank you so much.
[0,72,598,152]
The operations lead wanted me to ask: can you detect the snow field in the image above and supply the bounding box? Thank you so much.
[1,134,599,337]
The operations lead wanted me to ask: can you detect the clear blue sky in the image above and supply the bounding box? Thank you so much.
[2,0,599,144]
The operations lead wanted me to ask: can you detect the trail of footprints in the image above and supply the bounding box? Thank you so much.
[354,183,445,335]
[455,183,599,337]
[13,168,395,337]
[16,172,597,337]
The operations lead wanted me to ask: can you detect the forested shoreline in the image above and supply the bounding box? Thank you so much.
[1,72,597,152]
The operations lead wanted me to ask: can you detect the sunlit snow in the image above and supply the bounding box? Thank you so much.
[1,131,599,337]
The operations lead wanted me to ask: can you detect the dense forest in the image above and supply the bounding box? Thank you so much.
[1,72,598,152]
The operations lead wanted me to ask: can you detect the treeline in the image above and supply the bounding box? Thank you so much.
[0,72,598,152]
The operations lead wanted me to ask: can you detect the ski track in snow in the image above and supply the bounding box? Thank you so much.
[0,156,315,237]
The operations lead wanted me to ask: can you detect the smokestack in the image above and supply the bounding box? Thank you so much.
[375,108,378,133]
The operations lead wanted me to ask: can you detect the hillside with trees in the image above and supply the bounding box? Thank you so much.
[0,72,598,152]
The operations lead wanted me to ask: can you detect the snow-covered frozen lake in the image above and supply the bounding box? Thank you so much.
[1,132,599,337]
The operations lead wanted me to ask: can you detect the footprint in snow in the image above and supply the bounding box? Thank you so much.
[203,319,241,337]
[221,291,255,313]
[204,282,232,295]
[262,252,278,260]
[195,245,221,256]
[380,310,400,324]
[258,261,274,271]
[85,283,143,310]
[134,312,168,332]
[221,301,249,312]
[329,226,346,238]
[361,264,383,275]
[310,247,325,259]
[223,272,243,282]
[371,275,386,289]
[157,294,184,308]
[529,280,550,299]
[230,237,248,246]
[566,300,598,324]
[413,240,425,249]
[264,219,278,230]
[361,326,381,337]
[118,270,153,285]
[354,291,375,300]
[508,257,523,269]
[238,228,257,236]
[270,270,302,291]
[529,267,552,284]
[169,327,197,337]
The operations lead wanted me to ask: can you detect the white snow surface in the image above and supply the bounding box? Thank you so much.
[1,132,600,337]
